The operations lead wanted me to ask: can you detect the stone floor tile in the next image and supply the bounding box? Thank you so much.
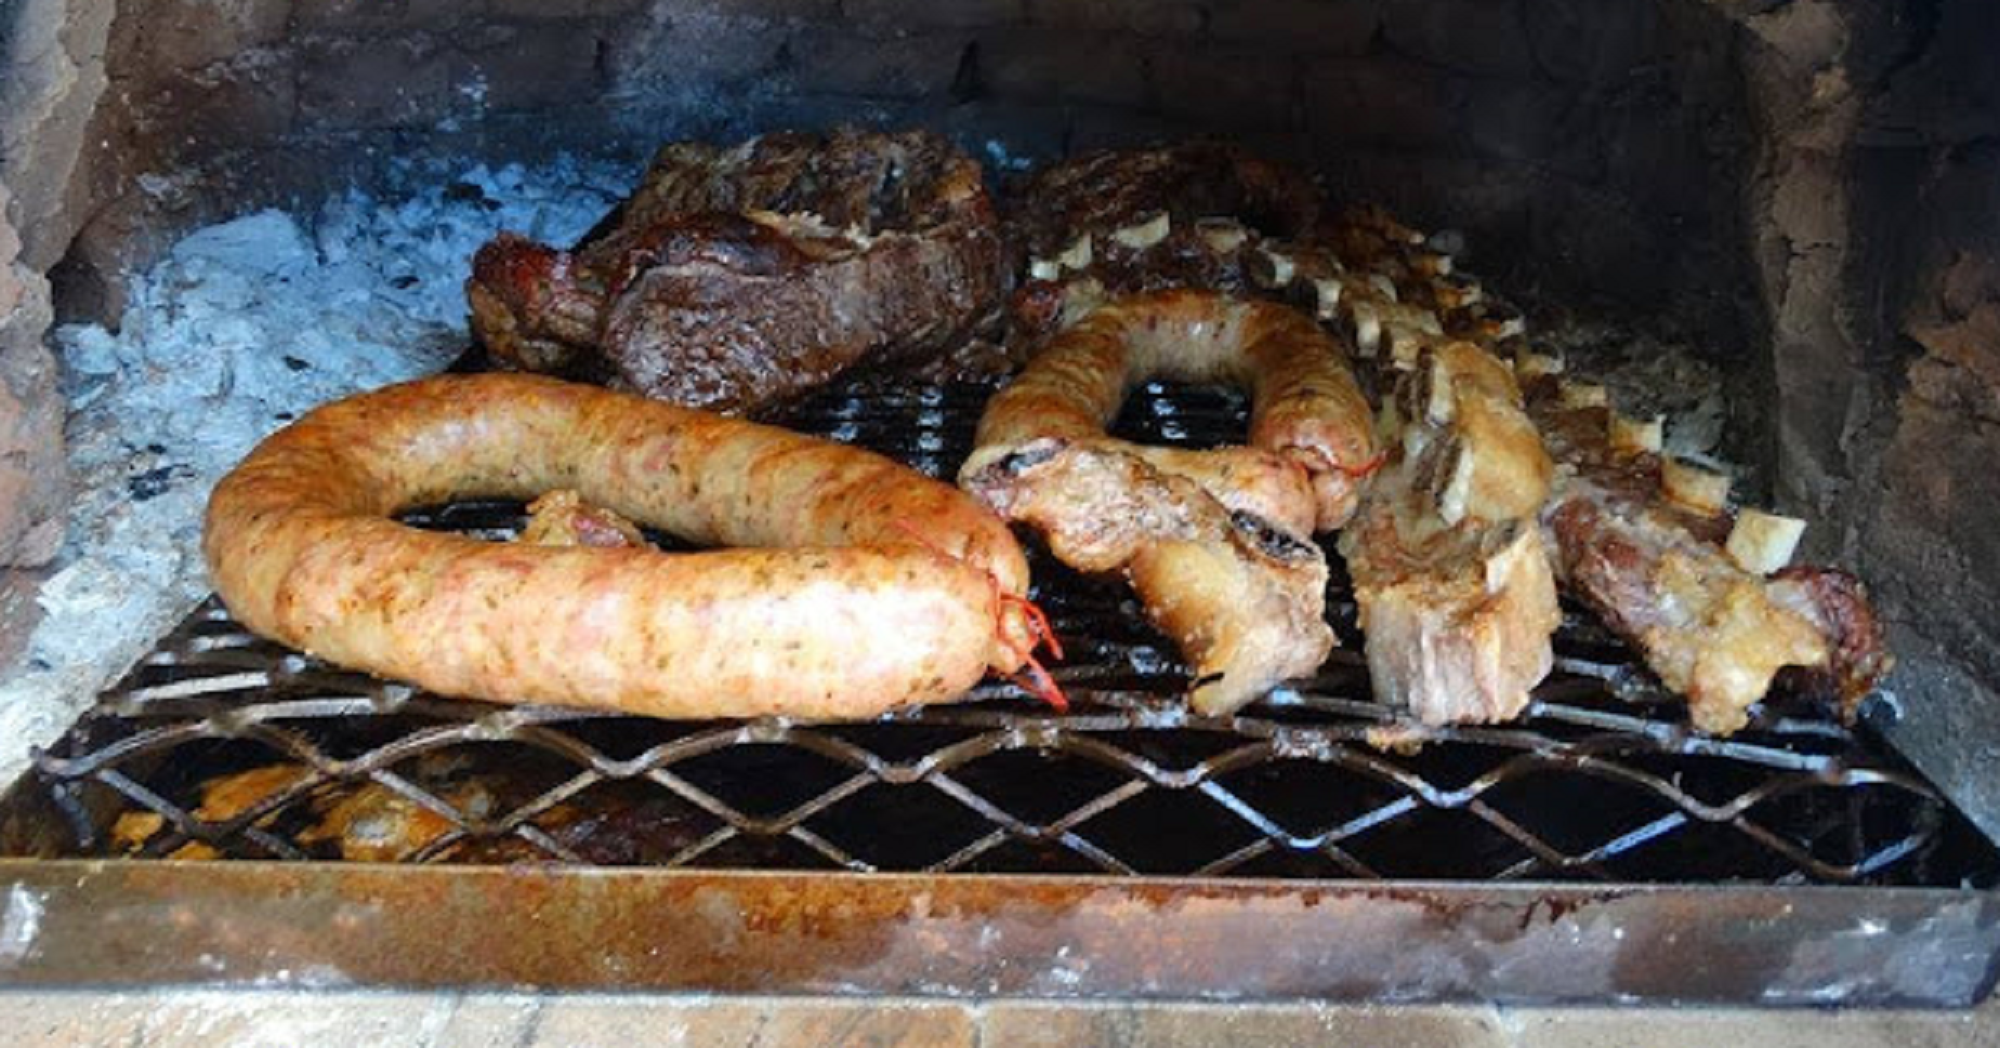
[754,999,977,1048]
[431,993,541,1048]
[0,989,152,1048]
[975,1003,1137,1048]
[980,1000,1510,1048]
[132,990,454,1047]
[522,995,976,1048]
[520,995,763,1048]
[0,990,1996,1046]
[1499,1006,1997,1048]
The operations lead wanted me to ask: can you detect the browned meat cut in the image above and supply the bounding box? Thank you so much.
[519,489,645,549]
[1339,342,1561,725]
[1008,141,1322,262]
[1768,566,1892,704]
[1530,388,1892,734]
[1544,487,1820,735]
[467,128,1006,415]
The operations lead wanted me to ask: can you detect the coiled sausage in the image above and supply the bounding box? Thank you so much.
[204,374,1051,719]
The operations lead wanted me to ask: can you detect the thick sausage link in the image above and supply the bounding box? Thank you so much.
[204,373,1037,719]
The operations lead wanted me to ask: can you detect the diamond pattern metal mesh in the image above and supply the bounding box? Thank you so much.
[1,378,1993,887]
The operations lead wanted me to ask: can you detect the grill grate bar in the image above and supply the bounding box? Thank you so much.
[0,376,1992,890]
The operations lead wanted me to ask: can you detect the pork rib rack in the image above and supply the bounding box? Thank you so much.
[1252,200,1890,735]
[1527,384,1892,735]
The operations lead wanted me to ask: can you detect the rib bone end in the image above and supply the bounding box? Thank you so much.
[1726,509,1807,575]
[1310,276,1343,320]
[1513,350,1565,381]
[1251,246,1297,290]
[1112,212,1171,249]
[1558,381,1609,409]
[1662,457,1731,516]
[1056,233,1094,270]
[1609,413,1664,456]
[1195,218,1248,254]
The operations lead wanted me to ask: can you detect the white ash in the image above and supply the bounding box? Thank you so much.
[0,157,629,788]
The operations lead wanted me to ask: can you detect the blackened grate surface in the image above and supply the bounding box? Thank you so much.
[2,377,1994,888]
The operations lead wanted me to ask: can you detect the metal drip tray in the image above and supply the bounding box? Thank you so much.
[0,377,1995,1005]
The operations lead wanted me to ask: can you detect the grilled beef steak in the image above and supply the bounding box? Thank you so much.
[467,129,1006,414]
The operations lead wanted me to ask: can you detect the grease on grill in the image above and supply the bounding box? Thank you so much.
[2,376,1994,890]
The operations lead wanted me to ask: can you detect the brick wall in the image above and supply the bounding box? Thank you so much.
[3,0,1763,569]
[6,0,2000,835]
[0,182,66,568]
[50,0,1758,328]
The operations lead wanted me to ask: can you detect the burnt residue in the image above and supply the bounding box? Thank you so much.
[126,464,194,501]
[992,438,1066,476]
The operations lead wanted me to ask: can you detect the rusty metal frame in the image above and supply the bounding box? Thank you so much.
[0,860,1994,1006]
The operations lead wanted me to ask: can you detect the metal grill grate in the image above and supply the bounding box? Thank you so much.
[2,378,1994,889]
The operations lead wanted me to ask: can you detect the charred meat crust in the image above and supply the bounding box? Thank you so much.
[1771,566,1894,712]
[1229,509,1319,562]
[1001,144,1322,342]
